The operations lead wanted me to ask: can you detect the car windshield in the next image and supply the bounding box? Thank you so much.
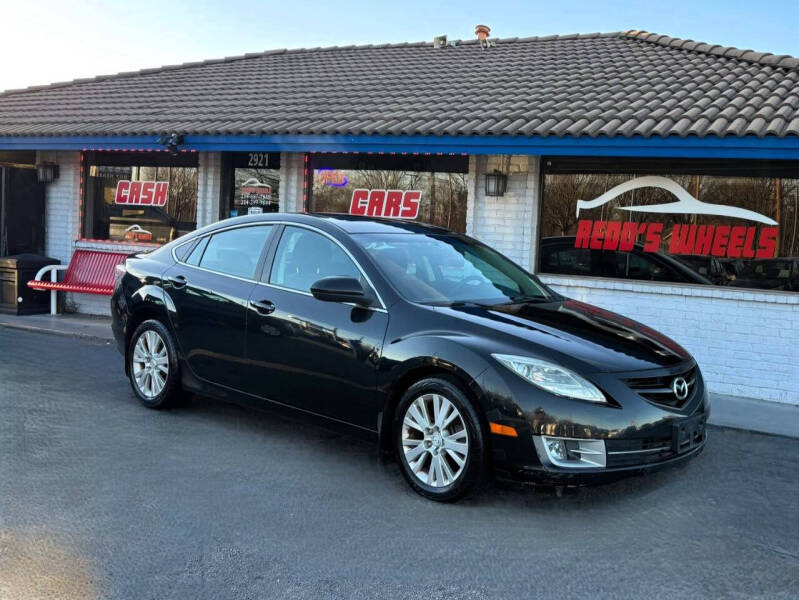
[355,232,552,305]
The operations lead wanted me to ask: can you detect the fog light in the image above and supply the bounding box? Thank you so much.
[534,435,607,469]
[546,439,567,461]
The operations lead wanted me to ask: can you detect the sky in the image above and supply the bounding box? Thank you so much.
[1,0,798,93]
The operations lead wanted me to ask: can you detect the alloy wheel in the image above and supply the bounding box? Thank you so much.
[132,330,169,398]
[401,393,469,488]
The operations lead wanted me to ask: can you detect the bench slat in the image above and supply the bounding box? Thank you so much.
[27,250,129,297]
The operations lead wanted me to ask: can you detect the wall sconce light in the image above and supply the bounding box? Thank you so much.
[485,170,507,196]
[35,162,60,184]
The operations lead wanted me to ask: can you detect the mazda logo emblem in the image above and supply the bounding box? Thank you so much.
[672,377,689,400]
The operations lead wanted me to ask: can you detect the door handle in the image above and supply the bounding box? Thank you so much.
[168,275,187,289]
[250,299,276,315]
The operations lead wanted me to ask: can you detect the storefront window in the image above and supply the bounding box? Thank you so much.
[308,154,469,233]
[539,158,799,293]
[83,152,198,244]
[221,152,281,217]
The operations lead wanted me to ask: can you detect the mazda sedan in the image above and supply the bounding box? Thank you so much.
[112,213,708,501]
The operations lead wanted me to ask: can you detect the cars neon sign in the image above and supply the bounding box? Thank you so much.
[349,189,421,219]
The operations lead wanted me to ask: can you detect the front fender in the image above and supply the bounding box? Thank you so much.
[377,332,526,436]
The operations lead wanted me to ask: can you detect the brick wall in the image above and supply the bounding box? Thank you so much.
[39,150,80,265]
[197,152,222,227]
[467,155,539,269]
[279,152,305,213]
[541,275,799,405]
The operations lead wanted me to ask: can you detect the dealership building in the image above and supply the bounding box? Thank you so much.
[0,30,797,404]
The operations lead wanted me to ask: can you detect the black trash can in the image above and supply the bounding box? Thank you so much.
[0,254,60,315]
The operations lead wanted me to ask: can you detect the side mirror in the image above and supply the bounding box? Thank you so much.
[310,276,372,306]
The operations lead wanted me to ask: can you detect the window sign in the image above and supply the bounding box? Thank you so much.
[83,152,198,244]
[309,154,469,232]
[222,153,281,217]
[114,180,169,206]
[316,168,349,187]
[539,159,799,293]
[349,189,421,218]
[573,176,779,259]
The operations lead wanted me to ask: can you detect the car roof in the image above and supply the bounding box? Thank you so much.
[204,212,456,235]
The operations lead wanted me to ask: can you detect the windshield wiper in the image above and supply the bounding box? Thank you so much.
[499,295,552,305]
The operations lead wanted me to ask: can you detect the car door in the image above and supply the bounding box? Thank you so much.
[163,224,276,389]
[244,225,389,430]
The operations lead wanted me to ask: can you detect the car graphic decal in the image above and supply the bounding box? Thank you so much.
[575,175,778,225]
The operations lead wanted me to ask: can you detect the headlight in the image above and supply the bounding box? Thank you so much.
[491,354,606,403]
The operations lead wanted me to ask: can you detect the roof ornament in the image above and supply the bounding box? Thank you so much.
[475,24,495,49]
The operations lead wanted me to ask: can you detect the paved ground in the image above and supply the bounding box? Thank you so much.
[1,327,797,599]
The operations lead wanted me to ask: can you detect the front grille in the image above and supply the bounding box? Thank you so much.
[624,366,697,409]
[605,436,675,467]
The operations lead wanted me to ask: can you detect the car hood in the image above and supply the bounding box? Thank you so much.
[437,298,691,373]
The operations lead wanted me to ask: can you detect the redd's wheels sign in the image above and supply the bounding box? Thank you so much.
[574,176,780,259]
[349,189,421,219]
[115,180,169,206]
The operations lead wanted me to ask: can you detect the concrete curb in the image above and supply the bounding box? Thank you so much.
[0,315,114,343]
[0,321,114,344]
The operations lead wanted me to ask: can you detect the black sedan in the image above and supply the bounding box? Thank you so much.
[112,214,708,501]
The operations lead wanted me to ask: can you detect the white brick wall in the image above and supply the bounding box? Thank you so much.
[279,152,305,213]
[540,275,799,405]
[467,155,538,269]
[197,152,222,227]
[39,150,80,265]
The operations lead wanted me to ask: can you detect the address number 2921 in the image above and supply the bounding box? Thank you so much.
[247,153,270,167]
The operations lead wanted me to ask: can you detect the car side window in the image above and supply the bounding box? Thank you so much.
[269,226,361,293]
[185,236,209,266]
[198,225,274,279]
[174,239,197,262]
[609,251,678,283]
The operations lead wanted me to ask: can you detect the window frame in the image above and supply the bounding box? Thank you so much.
[171,223,277,284]
[80,150,200,247]
[172,221,388,310]
[219,152,282,220]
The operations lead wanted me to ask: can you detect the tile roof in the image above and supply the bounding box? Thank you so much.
[2,30,799,138]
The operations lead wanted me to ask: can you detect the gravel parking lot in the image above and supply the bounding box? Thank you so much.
[1,327,798,599]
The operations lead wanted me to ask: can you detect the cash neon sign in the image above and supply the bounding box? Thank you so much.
[114,180,169,206]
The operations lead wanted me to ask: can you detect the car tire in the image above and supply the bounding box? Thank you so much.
[393,376,487,502]
[128,319,182,409]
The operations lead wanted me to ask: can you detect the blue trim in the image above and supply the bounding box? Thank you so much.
[4,133,799,159]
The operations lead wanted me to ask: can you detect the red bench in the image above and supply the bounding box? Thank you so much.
[28,249,129,314]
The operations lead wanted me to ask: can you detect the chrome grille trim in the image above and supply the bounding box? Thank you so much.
[606,446,672,455]
[623,366,697,409]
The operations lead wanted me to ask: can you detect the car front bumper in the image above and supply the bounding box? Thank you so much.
[479,360,710,485]
[495,431,706,485]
